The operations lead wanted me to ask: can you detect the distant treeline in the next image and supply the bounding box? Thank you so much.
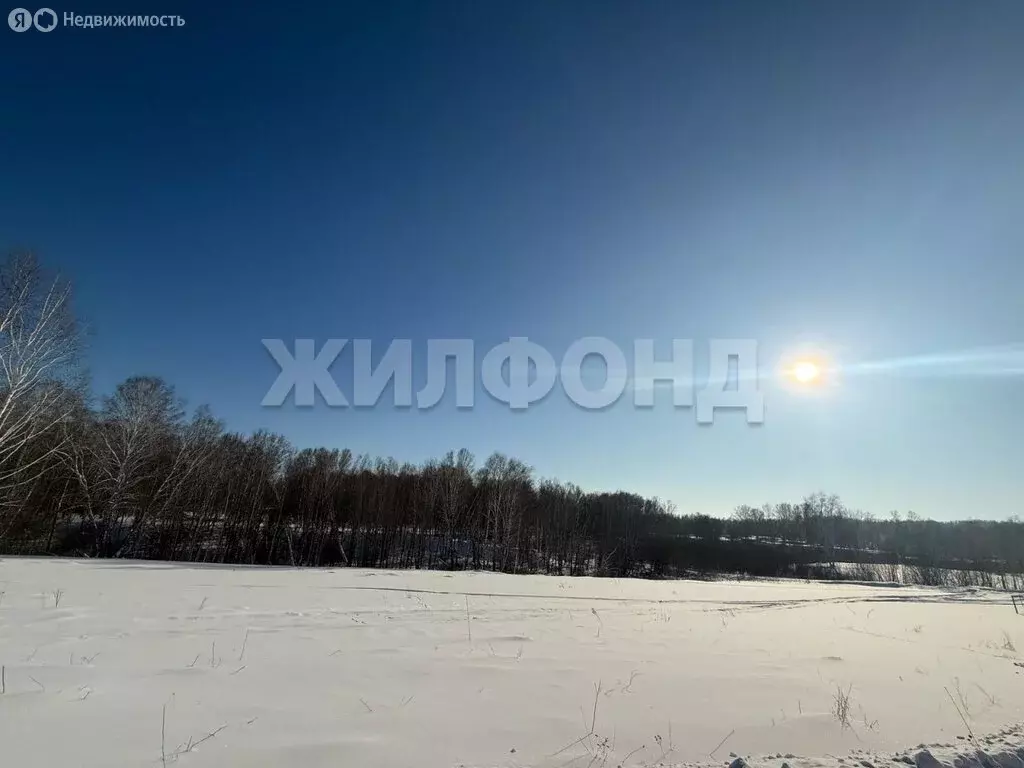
[0,251,1022,588]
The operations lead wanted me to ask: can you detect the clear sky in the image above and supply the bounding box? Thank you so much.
[2,1,1022,520]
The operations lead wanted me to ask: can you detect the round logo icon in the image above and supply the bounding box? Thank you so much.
[33,7,56,31]
[8,7,33,31]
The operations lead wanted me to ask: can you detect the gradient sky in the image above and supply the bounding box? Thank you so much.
[2,1,1022,520]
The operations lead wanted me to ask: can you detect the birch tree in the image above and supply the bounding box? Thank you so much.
[0,252,81,504]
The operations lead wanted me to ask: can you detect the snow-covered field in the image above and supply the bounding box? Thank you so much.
[0,558,1021,768]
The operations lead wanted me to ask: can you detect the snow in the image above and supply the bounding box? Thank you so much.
[0,558,1021,768]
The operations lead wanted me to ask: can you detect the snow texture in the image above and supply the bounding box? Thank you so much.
[0,558,1021,767]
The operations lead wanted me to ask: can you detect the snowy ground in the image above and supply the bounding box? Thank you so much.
[0,558,1021,768]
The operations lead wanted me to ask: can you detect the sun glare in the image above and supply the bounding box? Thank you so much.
[780,351,831,389]
[793,360,821,383]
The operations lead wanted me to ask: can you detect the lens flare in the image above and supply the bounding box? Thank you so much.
[775,343,1024,393]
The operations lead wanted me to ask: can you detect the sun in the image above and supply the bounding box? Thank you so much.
[792,360,821,384]
[777,348,835,390]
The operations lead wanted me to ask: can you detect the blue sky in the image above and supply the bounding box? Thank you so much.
[2,1,1022,519]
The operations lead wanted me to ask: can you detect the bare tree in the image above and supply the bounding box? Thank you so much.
[438,449,473,567]
[87,376,185,554]
[0,253,81,513]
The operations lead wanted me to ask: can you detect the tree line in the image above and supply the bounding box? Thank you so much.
[0,251,1021,588]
